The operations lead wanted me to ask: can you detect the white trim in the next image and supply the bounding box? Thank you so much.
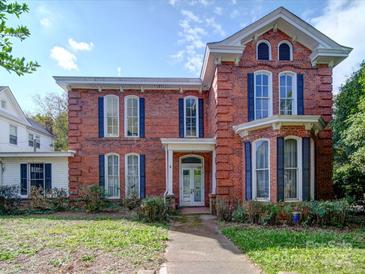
[167,149,173,195]
[105,153,120,199]
[283,136,302,201]
[254,70,273,120]
[211,150,216,194]
[0,151,75,158]
[125,153,140,198]
[310,138,315,200]
[124,95,140,138]
[278,40,293,61]
[256,40,272,60]
[184,96,199,138]
[252,138,270,201]
[161,138,216,152]
[179,155,205,207]
[278,71,297,115]
[103,94,120,138]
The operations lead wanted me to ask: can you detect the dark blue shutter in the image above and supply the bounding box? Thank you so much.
[99,154,105,190]
[178,98,184,137]
[302,137,310,201]
[20,164,27,195]
[139,98,145,138]
[247,73,255,121]
[45,163,52,192]
[277,137,285,202]
[297,74,304,115]
[245,142,252,200]
[198,98,204,138]
[98,97,104,138]
[279,44,291,60]
[140,154,146,199]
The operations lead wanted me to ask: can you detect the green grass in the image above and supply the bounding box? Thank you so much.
[0,213,168,273]
[222,226,365,274]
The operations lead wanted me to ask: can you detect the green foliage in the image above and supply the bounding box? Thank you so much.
[78,185,109,212]
[137,196,169,222]
[216,198,237,222]
[231,206,247,223]
[0,0,39,75]
[223,226,365,274]
[0,185,20,214]
[123,192,141,210]
[332,61,365,200]
[48,188,68,211]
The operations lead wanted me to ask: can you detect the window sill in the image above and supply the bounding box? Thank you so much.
[254,198,270,202]
[284,198,301,203]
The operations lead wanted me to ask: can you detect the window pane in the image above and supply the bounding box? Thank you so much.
[126,97,139,137]
[256,170,269,198]
[255,73,270,119]
[106,155,119,197]
[279,74,294,115]
[257,42,269,60]
[185,98,197,137]
[30,164,45,190]
[127,155,139,197]
[279,43,291,61]
[105,96,119,136]
[256,141,268,169]
[284,139,298,199]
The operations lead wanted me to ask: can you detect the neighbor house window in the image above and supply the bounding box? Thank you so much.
[35,135,40,149]
[284,137,302,200]
[9,125,17,145]
[125,154,139,198]
[254,139,270,200]
[104,95,119,137]
[28,133,34,147]
[1,100,6,109]
[184,96,198,137]
[125,96,139,137]
[279,72,297,115]
[254,71,272,119]
[105,153,120,198]
[256,40,271,60]
[278,41,292,61]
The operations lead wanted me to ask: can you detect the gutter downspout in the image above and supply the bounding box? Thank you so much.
[0,159,4,187]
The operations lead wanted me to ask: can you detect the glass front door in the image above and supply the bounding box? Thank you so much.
[181,166,203,206]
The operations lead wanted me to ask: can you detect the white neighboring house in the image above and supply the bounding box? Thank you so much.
[0,86,74,197]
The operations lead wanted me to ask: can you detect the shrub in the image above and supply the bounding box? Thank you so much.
[78,185,108,212]
[137,196,169,222]
[48,188,68,211]
[0,185,20,214]
[232,206,247,223]
[216,198,238,222]
[30,186,49,210]
[124,192,141,210]
[307,199,350,227]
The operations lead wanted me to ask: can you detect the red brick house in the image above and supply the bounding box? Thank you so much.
[55,7,351,208]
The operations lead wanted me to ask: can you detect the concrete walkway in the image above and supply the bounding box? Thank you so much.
[164,214,261,274]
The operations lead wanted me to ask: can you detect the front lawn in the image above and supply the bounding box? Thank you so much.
[0,212,168,273]
[222,226,365,274]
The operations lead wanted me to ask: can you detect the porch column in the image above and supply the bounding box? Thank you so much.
[167,148,174,195]
[211,149,216,194]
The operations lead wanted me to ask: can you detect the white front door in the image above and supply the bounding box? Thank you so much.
[180,166,204,206]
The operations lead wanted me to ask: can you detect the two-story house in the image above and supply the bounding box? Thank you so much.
[0,86,74,197]
[55,7,351,208]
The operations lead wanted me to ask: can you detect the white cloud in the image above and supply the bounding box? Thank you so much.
[40,18,51,28]
[230,9,240,19]
[117,67,121,77]
[206,17,225,36]
[311,0,365,92]
[214,6,223,15]
[68,38,94,52]
[181,9,201,23]
[50,46,78,70]
[168,0,178,6]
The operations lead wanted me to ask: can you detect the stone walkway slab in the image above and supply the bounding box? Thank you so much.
[164,214,261,274]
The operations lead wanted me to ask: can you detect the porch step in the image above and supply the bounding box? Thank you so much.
[180,207,210,215]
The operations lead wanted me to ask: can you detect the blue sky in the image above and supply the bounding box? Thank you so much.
[1,0,364,113]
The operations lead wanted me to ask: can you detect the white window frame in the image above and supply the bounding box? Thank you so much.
[1,100,6,109]
[28,133,34,147]
[103,95,120,137]
[184,96,199,138]
[9,124,17,145]
[252,138,270,201]
[35,135,40,149]
[278,40,293,61]
[124,95,140,138]
[254,70,273,120]
[125,153,140,198]
[284,136,302,201]
[279,71,297,115]
[256,40,272,60]
[105,153,120,199]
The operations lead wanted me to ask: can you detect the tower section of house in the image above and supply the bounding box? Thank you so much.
[56,7,351,208]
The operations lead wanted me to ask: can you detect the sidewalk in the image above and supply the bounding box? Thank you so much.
[163,214,261,274]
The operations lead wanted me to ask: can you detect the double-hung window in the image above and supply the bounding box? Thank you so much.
[35,135,40,149]
[254,71,272,119]
[104,95,119,137]
[28,133,34,147]
[184,96,198,137]
[254,139,270,200]
[125,96,139,137]
[9,125,17,145]
[279,72,297,115]
[30,163,44,189]
[105,153,120,198]
[284,137,302,200]
[125,154,139,198]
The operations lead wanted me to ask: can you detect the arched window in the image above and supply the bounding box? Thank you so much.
[279,72,297,115]
[284,137,302,200]
[125,153,140,198]
[278,41,292,61]
[256,40,271,60]
[254,71,272,119]
[253,139,270,200]
[184,96,198,137]
[104,95,119,137]
[125,96,139,137]
[105,153,120,198]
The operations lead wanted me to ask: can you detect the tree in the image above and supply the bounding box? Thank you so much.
[32,92,68,151]
[0,0,39,75]
[332,62,365,200]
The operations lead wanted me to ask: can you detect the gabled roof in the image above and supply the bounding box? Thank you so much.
[0,86,30,124]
